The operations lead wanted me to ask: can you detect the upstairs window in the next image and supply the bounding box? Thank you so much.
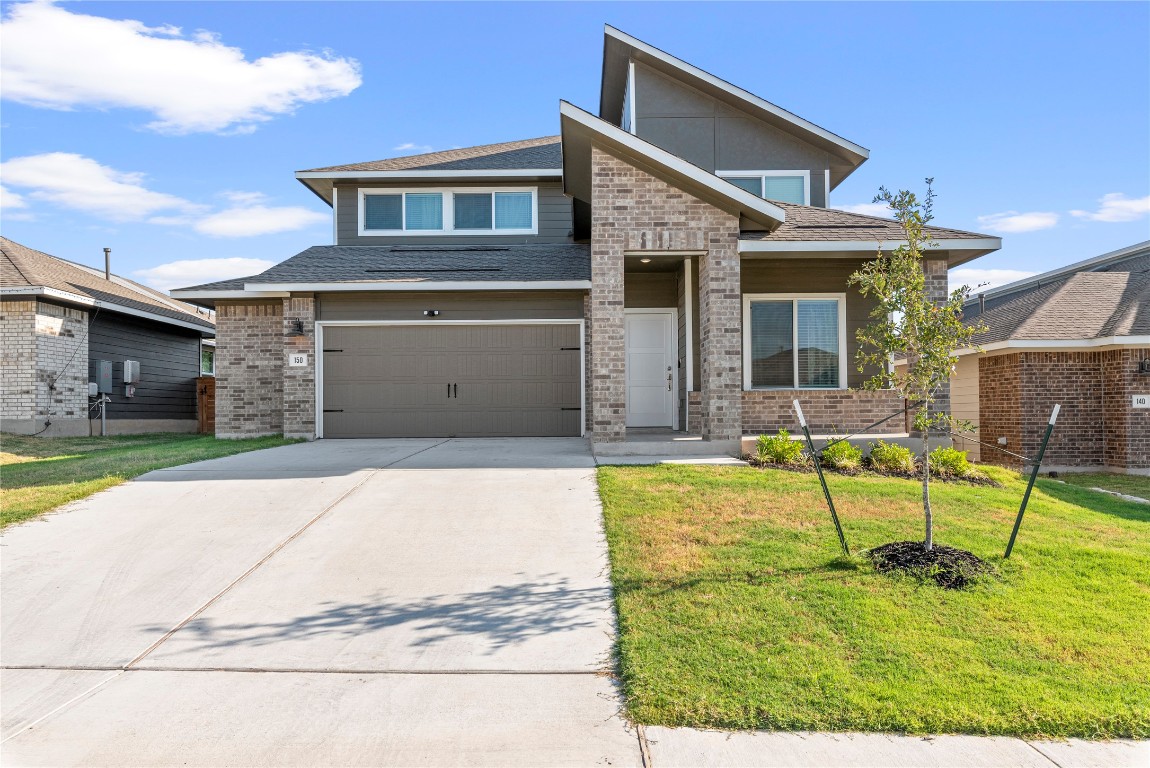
[719,171,810,206]
[360,188,536,235]
[743,294,846,390]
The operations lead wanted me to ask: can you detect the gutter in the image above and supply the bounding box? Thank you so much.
[2,286,215,335]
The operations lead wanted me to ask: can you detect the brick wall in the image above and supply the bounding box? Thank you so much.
[282,295,316,439]
[215,301,283,438]
[978,352,1023,466]
[923,255,951,431]
[1102,348,1150,470]
[590,145,742,442]
[34,302,88,421]
[688,389,904,435]
[1,299,37,421]
[1020,351,1104,468]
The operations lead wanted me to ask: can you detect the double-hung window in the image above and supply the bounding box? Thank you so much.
[719,171,810,206]
[743,294,846,390]
[360,188,536,235]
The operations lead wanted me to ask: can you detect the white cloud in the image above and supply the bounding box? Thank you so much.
[1070,193,1150,223]
[834,202,892,218]
[193,203,328,237]
[1,185,28,209]
[975,210,1059,233]
[949,268,1036,294]
[1,1,362,134]
[393,143,434,154]
[133,257,275,292]
[2,152,326,237]
[0,152,205,220]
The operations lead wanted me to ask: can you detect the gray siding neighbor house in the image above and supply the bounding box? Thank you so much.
[172,26,1000,454]
[1,238,215,436]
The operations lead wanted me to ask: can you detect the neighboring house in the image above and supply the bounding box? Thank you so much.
[954,241,1150,473]
[1,238,216,436]
[172,26,1000,452]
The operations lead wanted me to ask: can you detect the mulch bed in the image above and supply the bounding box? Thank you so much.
[743,456,1001,487]
[868,540,993,589]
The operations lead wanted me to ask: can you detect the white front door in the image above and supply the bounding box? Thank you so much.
[625,310,676,428]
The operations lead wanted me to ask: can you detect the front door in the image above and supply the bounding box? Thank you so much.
[625,311,676,428]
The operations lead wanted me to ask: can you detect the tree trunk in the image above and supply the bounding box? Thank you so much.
[922,418,933,552]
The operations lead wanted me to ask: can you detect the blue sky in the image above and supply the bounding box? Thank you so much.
[2,1,1148,292]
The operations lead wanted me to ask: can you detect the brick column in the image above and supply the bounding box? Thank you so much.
[590,147,626,443]
[283,295,316,440]
[924,255,950,433]
[215,301,283,438]
[1,300,38,423]
[698,236,742,441]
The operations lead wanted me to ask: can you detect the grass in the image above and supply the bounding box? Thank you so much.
[1,433,298,528]
[1053,472,1150,500]
[598,463,1150,738]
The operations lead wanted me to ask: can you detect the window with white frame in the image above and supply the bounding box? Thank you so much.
[743,294,846,389]
[200,342,215,376]
[719,171,810,206]
[360,188,536,235]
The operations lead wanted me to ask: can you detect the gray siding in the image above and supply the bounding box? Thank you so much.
[317,291,585,322]
[741,258,882,388]
[623,272,678,308]
[633,64,831,207]
[335,181,573,246]
[87,313,205,420]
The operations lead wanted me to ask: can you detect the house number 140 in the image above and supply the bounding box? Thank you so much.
[1133,395,1150,409]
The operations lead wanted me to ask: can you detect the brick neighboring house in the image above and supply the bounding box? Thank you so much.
[172,26,1000,452]
[953,241,1150,474]
[1,238,216,436]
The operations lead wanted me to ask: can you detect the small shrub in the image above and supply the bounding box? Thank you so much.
[869,440,917,474]
[821,439,863,471]
[756,430,807,466]
[929,446,972,477]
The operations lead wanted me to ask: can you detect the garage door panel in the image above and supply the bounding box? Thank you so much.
[322,324,581,438]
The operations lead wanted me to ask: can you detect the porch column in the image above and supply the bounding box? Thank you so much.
[283,294,316,440]
[924,255,950,432]
[698,234,742,441]
[589,158,626,443]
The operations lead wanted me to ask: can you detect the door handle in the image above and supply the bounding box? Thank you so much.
[447,383,451,399]
[667,367,673,391]
[453,383,457,398]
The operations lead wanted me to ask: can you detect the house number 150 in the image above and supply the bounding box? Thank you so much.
[288,353,308,367]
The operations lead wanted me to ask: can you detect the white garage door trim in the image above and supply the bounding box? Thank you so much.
[315,319,586,439]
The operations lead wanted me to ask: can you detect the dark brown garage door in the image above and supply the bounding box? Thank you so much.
[321,324,582,438]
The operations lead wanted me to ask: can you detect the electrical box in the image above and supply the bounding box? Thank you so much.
[88,382,99,397]
[96,360,113,393]
[123,360,140,384]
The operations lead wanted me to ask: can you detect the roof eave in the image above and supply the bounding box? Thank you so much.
[737,237,1002,267]
[243,280,591,292]
[2,286,215,334]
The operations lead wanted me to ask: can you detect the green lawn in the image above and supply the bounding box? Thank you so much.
[598,463,1150,738]
[1,433,298,528]
[1053,472,1150,500]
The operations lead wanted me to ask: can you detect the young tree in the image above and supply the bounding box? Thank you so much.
[848,180,985,551]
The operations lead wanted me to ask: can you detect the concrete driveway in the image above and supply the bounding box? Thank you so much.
[1,438,641,767]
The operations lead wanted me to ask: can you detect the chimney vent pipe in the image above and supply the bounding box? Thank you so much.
[103,248,111,280]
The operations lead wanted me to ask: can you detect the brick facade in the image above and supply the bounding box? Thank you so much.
[923,255,951,432]
[590,144,742,442]
[215,301,284,438]
[688,389,905,435]
[978,348,1150,471]
[1,299,88,432]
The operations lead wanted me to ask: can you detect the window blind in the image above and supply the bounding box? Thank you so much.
[796,300,839,388]
[404,193,443,230]
[494,192,532,230]
[762,176,806,205]
[726,177,763,196]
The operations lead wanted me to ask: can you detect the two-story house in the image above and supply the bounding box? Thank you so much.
[172,26,1000,453]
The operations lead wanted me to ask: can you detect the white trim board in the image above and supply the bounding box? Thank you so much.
[954,336,1150,356]
[2,286,214,335]
[313,319,586,439]
[741,292,849,391]
[245,281,591,292]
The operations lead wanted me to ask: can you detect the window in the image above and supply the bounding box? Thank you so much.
[743,294,846,390]
[200,344,215,376]
[360,188,537,235]
[718,171,810,206]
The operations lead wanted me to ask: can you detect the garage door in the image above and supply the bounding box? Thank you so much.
[320,324,582,438]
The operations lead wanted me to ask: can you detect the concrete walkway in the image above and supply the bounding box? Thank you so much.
[2,438,640,766]
[3,437,1144,767]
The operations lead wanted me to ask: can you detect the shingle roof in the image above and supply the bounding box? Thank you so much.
[236,244,591,285]
[0,237,214,330]
[740,203,992,242]
[299,137,562,174]
[964,247,1150,344]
